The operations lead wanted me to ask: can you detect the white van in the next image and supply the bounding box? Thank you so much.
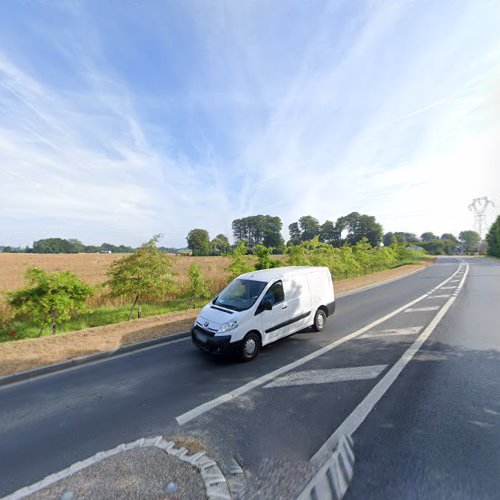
[191,266,335,361]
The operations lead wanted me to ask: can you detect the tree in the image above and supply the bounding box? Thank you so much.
[107,235,177,319]
[262,216,285,252]
[458,230,481,253]
[226,241,254,280]
[288,222,301,246]
[383,232,394,247]
[320,220,339,245]
[486,216,500,257]
[8,267,93,335]
[232,215,283,249]
[67,239,85,253]
[185,264,211,307]
[441,233,458,243]
[254,245,282,270]
[385,232,419,246]
[440,234,458,254]
[99,242,134,253]
[335,212,383,246]
[33,238,78,253]
[420,240,447,255]
[187,229,211,256]
[441,239,458,255]
[298,216,321,241]
[211,234,230,255]
[420,232,438,243]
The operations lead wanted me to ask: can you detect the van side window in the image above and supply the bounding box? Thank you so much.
[264,281,285,305]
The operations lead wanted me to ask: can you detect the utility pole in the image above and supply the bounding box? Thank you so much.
[468,197,495,239]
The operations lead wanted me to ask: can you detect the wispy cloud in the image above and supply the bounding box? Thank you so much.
[1,0,499,247]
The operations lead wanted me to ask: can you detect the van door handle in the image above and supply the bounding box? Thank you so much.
[282,304,288,309]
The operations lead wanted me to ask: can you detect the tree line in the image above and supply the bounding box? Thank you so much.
[1,238,135,254]
[1,215,489,257]
[186,212,483,256]
[386,230,482,255]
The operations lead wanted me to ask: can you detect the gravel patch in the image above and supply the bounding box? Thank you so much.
[28,447,206,500]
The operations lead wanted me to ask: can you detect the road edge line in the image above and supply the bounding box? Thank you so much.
[0,331,190,388]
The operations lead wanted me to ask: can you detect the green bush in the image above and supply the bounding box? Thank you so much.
[185,264,211,306]
[254,245,282,270]
[226,241,255,280]
[8,267,93,335]
[285,236,419,280]
[107,235,177,318]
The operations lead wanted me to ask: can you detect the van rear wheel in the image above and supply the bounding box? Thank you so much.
[240,332,260,361]
[312,309,327,332]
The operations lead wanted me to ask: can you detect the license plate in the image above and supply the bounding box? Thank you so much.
[195,330,207,343]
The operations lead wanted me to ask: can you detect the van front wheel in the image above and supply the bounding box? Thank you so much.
[240,332,260,361]
[312,309,327,332]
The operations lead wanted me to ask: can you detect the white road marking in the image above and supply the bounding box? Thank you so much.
[309,263,469,468]
[0,336,191,391]
[176,265,463,425]
[440,286,456,290]
[426,294,450,298]
[404,306,440,312]
[360,326,423,338]
[263,365,387,388]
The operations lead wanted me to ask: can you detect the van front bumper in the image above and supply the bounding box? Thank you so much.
[191,326,238,354]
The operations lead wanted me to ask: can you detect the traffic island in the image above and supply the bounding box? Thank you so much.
[7,437,231,500]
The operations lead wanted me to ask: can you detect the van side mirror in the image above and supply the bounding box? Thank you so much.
[255,299,273,315]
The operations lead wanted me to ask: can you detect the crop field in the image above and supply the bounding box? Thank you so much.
[0,249,430,343]
[0,253,232,297]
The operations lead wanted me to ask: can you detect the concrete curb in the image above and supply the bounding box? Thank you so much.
[296,435,355,500]
[0,330,190,388]
[1,436,231,500]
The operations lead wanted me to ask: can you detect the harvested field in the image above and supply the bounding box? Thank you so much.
[0,253,232,291]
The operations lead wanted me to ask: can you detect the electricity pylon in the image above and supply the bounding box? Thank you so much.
[468,197,495,239]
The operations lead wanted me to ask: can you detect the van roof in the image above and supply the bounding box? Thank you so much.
[239,266,328,282]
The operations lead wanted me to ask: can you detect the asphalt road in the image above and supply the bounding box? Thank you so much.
[0,256,498,499]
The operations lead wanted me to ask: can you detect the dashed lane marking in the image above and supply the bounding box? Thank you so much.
[263,365,387,388]
[426,294,450,298]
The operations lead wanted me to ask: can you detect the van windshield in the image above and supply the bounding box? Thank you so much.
[214,279,267,312]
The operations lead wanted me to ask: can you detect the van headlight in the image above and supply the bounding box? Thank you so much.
[218,320,238,333]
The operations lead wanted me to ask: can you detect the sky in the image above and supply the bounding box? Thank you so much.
[1,0,499,248]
